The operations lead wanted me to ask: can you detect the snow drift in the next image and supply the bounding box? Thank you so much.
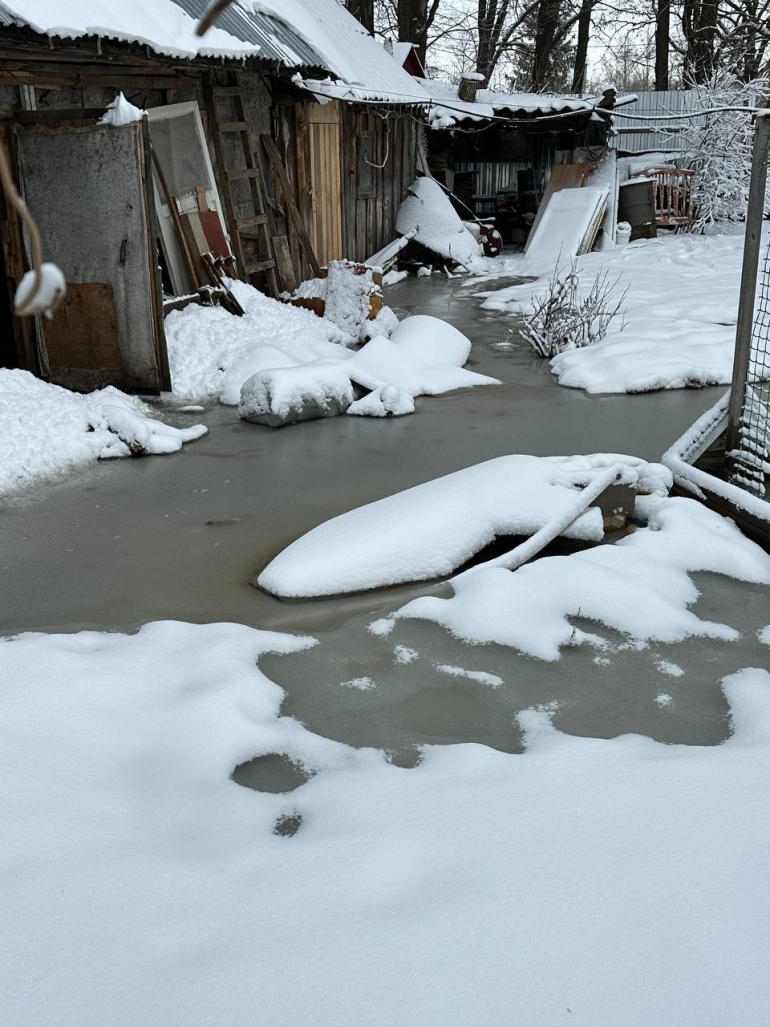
[0,369,206,498]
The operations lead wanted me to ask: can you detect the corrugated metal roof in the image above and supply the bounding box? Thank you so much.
[0,0,327,69]
[169,0,324,68]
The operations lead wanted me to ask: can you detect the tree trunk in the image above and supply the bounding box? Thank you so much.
[655,0,670,90]
[682,0,720,84]
[531,0,562,90]
[571,0,593,94]
[476,0,507,83]
[398,0,429,67]
[346,0,374,34]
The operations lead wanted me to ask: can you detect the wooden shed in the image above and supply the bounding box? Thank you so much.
[0,0,424,391]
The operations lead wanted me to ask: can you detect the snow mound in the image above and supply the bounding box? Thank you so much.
[257,453,666,598]
[348,314,498,397]
[384,495,770,660]
[0,369,206,498]
[480,230,748,394]
[167,283,485,418]
[396,177,483,269]
[165,280,351,405]
[3,619,770,1025]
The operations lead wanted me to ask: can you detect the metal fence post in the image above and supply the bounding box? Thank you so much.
[726,112,770,456]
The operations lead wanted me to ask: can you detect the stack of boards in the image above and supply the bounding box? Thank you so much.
[524,163,609,264]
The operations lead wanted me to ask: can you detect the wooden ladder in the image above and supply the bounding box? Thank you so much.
[203,74,280,298]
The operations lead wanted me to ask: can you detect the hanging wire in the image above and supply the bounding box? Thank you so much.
[0,137,63,317]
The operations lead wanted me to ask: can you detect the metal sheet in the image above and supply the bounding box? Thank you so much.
[169,0,326,69]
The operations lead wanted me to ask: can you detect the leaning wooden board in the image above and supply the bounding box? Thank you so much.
[524,163,590,254]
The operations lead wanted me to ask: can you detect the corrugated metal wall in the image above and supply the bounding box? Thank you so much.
[615,90,701,154]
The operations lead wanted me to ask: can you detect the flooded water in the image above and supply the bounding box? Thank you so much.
[1,273,757,778]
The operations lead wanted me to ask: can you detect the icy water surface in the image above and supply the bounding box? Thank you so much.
[0,273,756,777]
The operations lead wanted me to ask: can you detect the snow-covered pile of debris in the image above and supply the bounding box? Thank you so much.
[291,260,398,345]
[167,280,498,423]
[165,280,349,406]
[0,369,206,498]
[3,615,770,1026]
[239,314,498,426]
[396,177,484,269]
[478,229,749,393]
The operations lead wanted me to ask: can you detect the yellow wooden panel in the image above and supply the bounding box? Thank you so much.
[309,116,343,266]
[307,100,340,125]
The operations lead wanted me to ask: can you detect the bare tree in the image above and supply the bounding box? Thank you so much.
[347,0,376,33]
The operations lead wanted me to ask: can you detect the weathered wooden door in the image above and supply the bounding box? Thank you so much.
[307,102,343,266]
[14,115,167,393]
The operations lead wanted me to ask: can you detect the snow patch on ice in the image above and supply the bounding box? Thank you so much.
[435,663,503,687]
[386,495,770,660]
[394,645,419,664]
[760,626,770,646]
[657,660,685,677]
[655,692,675,707]
[340,676,376,690]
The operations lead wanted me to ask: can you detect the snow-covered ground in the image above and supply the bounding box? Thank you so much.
[3,619,770,1027]
[0,369,206,498]
[476,229,749,394]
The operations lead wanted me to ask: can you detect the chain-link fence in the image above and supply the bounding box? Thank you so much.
[727,114,770,499]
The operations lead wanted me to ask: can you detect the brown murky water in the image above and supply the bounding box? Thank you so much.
[1,273,762,781]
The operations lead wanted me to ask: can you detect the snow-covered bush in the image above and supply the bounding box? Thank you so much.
[674,74,770,232]
[521,261,625,359]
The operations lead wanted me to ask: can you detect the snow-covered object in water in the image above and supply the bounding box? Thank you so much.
[416,265,432,277]
[239,360,354,427]
[14,263,66,316]
[381,269,408,287]
[381,493,770,660]
[0,369,206,497]
[347,384,415,418]
[4,621,770,1027]
[99,92,146,126]
[662,390,770,526]
[257,453,664,598]
[349,314,498,397]
[396,178,483,268]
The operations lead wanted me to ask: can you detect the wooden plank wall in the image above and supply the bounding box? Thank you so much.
[340,105,415,263]
[275,100,416,282]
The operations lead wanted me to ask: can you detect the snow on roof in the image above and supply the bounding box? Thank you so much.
[0,0,424,101]
[0,0,268,60]
[259,0,429,104]
[419,77,637,128]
